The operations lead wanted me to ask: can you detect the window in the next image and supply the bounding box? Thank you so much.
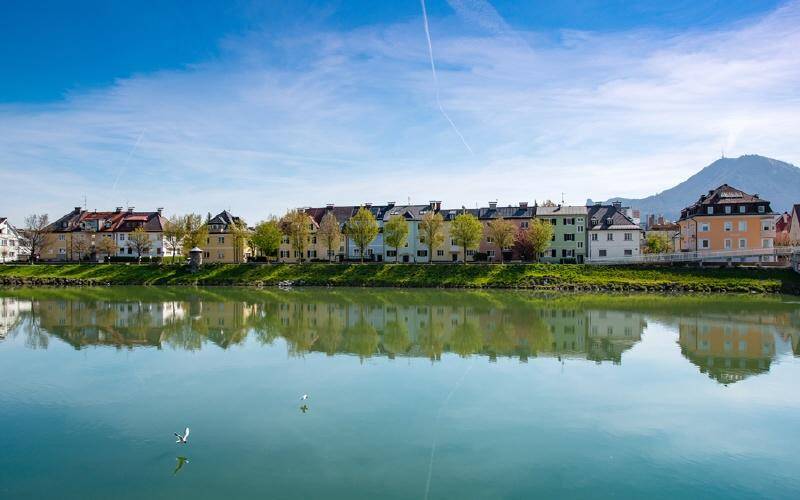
[591,233,598,241]
[218,236,224,244]
[437,249,444,257]
[701,239,710,248]
[565,218,575,225]
[725,205,732,214]
[700,223,710,232]
[707,207,714,215]
[487,250,495,258]
[562,249,574,257]
[577,218,584,223]
[577,241,583,248]
[563,233,575,241]
[466,249,475,256]
[607,233,614,241]
[724,239,732,249]
[217,252,224,259]
[724,221,732,232]
[450,238,457,246]
[486,236,493,243]
[758,205,765,213]
[577,225,584,232]
[282,236,289,244]
[624,249,632,256]
[550,219,557,225]
[738,221,747,231]
[312,236,317,244]
[762,222,771,231]
[762,239,772,248]
[521,221,529,228]
[739,238,747,249]
[599,249,607,257]
[624,233,632,241]
[417,250,428,257]
[58,234,66,241]
[550,249,557,257]
[739,205,746,213]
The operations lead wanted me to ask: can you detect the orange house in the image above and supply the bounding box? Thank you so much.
[678,184,775,259]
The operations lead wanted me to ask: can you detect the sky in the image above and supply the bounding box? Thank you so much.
[1,0,799,224]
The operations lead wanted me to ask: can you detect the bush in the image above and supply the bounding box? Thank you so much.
[108,255,162,263]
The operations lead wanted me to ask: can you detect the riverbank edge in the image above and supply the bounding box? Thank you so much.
[1,263,799,294]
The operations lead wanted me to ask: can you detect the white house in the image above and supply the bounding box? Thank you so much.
[586,203,642,262]
[0,218,27,263]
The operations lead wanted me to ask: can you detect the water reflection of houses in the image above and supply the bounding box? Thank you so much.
[0,297,31,341]
[678,314,786,384]
[272,300,646,363]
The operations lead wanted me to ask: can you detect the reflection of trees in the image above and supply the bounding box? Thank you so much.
[343,314,379,360]
[449,310,483,358]
[382,320,411,358]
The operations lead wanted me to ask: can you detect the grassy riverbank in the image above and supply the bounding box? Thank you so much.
[1,263,799,293]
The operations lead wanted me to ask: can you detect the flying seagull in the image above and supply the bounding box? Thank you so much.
[300,394,308,401]
[174,427,190,444]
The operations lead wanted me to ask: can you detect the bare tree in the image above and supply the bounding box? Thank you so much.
[162,214,186,262]
[72,233,92,262]
[486,217,516,263]
[127,227,151,263]
[23,214,51,263]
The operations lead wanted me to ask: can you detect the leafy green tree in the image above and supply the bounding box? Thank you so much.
[72,233,92,262]
[450,213,482,264]
[419,211,444,263]
[644,233,671,254]
[251,218,282,262]
[280,209,311,263]
[230,219,250,263]
[384,215,409,263]
[317,211,342,263]
[486,217,516,263]
[345,207,379,263]
[96,236,118,262]
[182,214,208,253]
[517,219,554,262]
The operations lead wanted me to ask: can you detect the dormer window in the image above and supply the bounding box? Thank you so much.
[590,218,598,226]
[758,205,765,213]
[707,207,713,215]
[739,205,746,214]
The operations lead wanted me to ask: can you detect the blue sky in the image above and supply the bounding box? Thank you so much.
[1,0,798,223]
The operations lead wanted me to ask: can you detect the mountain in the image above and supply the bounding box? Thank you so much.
[591,155,800,221]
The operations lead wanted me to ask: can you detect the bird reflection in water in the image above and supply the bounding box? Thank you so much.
[173,456,189,476]
[300,404,309,413]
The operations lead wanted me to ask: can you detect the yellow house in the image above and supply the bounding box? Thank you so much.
[203,211,251,263]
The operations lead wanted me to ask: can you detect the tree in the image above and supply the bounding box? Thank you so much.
[127,227,151,263]
[72,233,92,262]
[383,215,409,263]
[516,219,554,262]
[450,213,482,264]
[251,218,282,262]
[230,219,250,263]
[182,214,208,252]
[96,236,118,262]
[419,211,444,263]
[162,215,186,262]
[23,214,51,263]
[280,209,311,263]
[486,217,516,263]
[317,211,342,263]
[345,207,379,263]
[644,233,671,254]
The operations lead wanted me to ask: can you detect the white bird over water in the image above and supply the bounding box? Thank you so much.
[300,394,308,401]
[174,427,190,444]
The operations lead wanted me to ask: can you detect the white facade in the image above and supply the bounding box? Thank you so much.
[587,227,642,261]
[0,219,26,262]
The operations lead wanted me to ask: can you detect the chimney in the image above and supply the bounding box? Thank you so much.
[488,201,497,209]
[753,193,759,199]
[612,201,622,209]
[387,201,395,208]
[115,207,123,213]
[326,203,334,210]
[127,206,134,213]
[157,207,163,215]
[595,201,601,206]
[429,200,441,211]
[74,206,82,213]
[519,202,528,208]
[364,202,372,208]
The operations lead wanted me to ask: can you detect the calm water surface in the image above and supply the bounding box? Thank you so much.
[1,287,799,499]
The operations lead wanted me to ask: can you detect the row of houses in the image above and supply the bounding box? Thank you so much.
[0,184,789,264]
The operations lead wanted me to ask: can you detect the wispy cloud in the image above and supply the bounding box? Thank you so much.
[1,1,799,223]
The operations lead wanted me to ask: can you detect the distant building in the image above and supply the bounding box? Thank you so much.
[0,218,28,262]
[203,211,251,263]
[788,205,800,244]
[535,204,587,263]
[44,206,171,261]
[677,185,776,258]
[645,222,681,253]
[586,202,642,261]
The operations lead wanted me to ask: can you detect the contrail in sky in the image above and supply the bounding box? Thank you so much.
[420,0,474,155]
[111,129,146,194]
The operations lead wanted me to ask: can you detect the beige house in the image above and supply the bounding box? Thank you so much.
[202,211,251,263]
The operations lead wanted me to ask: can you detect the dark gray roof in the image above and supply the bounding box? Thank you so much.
[587,205,639,230]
